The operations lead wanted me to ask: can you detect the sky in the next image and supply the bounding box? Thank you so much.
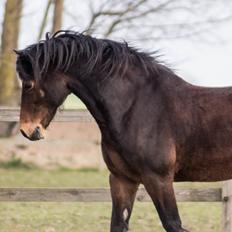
[0,0,232,87]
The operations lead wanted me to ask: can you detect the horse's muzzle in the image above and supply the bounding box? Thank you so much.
[20,123,45,141]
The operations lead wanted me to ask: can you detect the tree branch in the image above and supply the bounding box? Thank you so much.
[37,0,53,40]
[86,0,148,35]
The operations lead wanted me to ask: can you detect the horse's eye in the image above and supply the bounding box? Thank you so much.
[23,81,34,92]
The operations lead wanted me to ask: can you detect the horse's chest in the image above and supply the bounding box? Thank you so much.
[101,142,140,182]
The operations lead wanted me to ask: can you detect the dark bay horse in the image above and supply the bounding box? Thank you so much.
[15,31,232,232]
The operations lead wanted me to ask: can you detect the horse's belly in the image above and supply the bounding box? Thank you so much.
[175,149,232,182]
[175,165,232,181]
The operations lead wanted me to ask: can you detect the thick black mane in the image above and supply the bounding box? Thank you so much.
[16,30,171,80]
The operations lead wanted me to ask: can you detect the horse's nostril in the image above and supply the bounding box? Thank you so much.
[31,127,41,140]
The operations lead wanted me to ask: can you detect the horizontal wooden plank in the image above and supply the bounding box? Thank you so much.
[0,187,222,202]
[0,107,93,122]
[175,188,222,202]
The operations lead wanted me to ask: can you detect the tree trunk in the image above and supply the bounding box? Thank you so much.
[37,0,53,41]
[52,0,64,34]
[0,0,23,137]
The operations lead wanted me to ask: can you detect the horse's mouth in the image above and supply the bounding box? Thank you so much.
[20,129,44,141]
[20,123,46,141]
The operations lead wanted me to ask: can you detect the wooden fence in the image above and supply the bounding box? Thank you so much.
[0,107,232,231]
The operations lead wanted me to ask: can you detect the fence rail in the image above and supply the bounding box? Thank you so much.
[0,187,222,202]
[0,107,93,122]
[0,107,232,231]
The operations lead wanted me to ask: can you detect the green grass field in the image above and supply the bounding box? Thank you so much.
[0,168,222,232]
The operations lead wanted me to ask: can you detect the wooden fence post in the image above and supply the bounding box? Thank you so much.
[222,180,232,232]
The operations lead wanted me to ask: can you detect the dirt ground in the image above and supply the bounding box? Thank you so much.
[0,122,106,169]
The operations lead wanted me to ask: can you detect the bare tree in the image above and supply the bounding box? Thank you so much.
[52,0,64,33]
[0,0,23,137]
[38,0,64,40]
[38,0,53,40]
[65,0,232,42]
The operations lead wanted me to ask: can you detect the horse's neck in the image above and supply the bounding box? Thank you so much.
[67,67,183,138]
[67,70,142,135]
[67,75,106,127]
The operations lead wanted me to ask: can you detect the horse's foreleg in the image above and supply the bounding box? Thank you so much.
[143,173,188,232]
[109,174,138,232]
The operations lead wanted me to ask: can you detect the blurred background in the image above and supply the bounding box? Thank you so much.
[0,0,231,231]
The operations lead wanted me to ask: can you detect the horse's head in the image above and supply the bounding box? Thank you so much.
[15,50,70,141]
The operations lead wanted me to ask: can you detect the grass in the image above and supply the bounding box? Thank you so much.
[0,202,221,232]
[0,156,35,170]
[0,168,222,232]
[0,168,109,188]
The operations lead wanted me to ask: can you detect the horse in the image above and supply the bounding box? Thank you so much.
[14,30,232,232]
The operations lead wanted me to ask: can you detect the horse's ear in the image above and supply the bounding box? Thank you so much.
[14,49,33,76]
[13,49,23,55]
